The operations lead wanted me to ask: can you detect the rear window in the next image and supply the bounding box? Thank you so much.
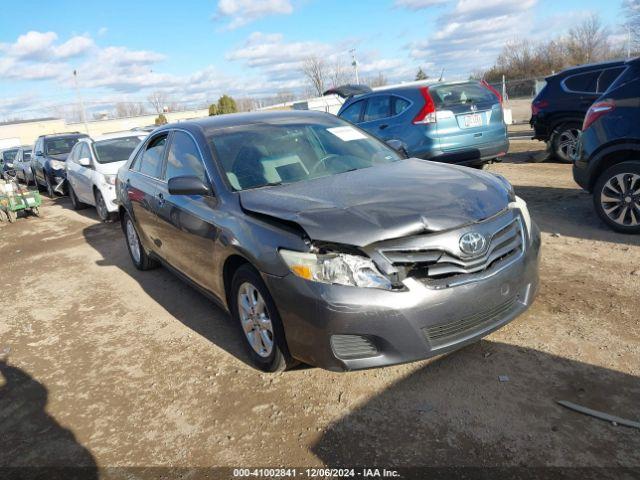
[45,137,85,156]
[93,136,144,164]
[429,83,496,107]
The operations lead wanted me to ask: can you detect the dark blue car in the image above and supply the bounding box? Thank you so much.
[337,80,508,168]
[574,57,640,233]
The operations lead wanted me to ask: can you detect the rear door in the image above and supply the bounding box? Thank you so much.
[154,130,219,292]
[359,94,393,139]
[124,132,169,252]
[73,143,95,204]
[432,82,503,151]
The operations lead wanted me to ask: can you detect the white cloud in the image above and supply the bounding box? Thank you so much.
[98,27,108,36]
[54,36,95,58]
[394,0,449,10]
[215,0,293,29]
[1,31,58,59]
[408,0,539,76]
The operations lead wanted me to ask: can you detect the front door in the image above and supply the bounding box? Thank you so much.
[154,130,220,293]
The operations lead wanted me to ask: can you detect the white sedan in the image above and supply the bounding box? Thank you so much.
[66,132,147,221]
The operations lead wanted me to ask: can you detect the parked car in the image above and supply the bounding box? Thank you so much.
[116,111,540,372]
[573,57,640,233]
[336,80,508,168]
[14,146,34,184]
[66,132,147,221]
[530,60,626,162]
[0,147,20,173]
[32,132,89,196]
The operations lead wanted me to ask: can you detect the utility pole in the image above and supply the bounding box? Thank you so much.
[628,25,632,59]
[349,48,360,85]
[72,69,90,134]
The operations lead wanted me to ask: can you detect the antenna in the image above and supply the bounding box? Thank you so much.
[438,68,445,82]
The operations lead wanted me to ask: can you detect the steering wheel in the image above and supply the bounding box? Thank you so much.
[309,154,340,175]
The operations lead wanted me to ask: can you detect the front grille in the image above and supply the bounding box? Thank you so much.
[330,335,378,360]
[423,296,517,347]
[378,216,524,287]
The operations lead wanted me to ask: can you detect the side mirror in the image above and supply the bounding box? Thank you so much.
[168,176,211,196]
[35,150,43,157]
[386,139,409,158]
[78,157,91,167]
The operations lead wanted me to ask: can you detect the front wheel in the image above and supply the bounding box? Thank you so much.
[552,123,581,163]
[123,213,159,270]
[231,265,295,372]
[593,162,640,234]
[95,190,112,222]
[45,175,56,198]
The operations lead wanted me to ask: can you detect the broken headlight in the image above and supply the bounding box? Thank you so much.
[279,249,392,290]
[50,160,66,170]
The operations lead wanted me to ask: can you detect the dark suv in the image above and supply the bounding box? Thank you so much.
[531,60,626,162]
[573,57,640,233]
[116,111,540,372]
[32,132,88,196]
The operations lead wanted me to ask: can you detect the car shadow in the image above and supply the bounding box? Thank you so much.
[0,360,98,476]
[311,340,640,471]
[514,185,640,246]
[81,221,256,369]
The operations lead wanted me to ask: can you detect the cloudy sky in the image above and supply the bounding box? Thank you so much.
[0,0,626,119]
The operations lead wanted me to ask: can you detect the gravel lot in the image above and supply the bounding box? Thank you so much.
[1,139,639,472]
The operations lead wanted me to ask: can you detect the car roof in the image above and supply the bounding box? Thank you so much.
[41,132,88,139]
[153,110,337,134]
[551,59,627,79]
[85,131,149,143]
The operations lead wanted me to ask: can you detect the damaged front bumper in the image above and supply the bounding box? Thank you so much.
[264,221,541,372]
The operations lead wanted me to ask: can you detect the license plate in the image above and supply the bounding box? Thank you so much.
[463,113,483,128]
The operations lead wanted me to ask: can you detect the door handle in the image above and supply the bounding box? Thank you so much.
[157,192,165,207]
[379,124,389,130]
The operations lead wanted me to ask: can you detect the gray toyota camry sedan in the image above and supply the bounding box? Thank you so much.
[116,111,540,372]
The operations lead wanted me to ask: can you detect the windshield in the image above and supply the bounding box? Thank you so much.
[2,149,18,162]
[430,82,496,107]
[45,137,85,156]
[93,136,144,164]
[208,117,401,191]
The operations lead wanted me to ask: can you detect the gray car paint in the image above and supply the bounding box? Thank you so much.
[116,111,539,371]
[239,158,511,247]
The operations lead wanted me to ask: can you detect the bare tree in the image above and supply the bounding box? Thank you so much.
[329,58,350,88]
[147,91,168,114]
[366,72,388,88]
[301,55,327,96]
[624,0,640,53]
[566,14,611,64]
[115,102,147,118]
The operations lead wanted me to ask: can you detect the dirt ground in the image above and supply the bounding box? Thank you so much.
[1,139,639,474]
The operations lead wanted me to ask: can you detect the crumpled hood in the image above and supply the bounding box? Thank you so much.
[239,159,511,247]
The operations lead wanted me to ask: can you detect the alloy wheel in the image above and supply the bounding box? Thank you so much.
[237,282,274,358]
[126,218,141,264]
[557,128,580,162]
[600,173,640,227]
[96,192,108,221]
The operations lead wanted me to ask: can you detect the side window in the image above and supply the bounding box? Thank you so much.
[138,134,168,178]
[340,100,364,123]
[363,96,391,122]
[392,96,411,116]
[35,138,43,155]
[597,67,625,93]
[164,131,206,182]
[564,71,599,93]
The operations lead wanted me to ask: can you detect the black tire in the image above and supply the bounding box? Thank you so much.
[592,161,640,234]
[551,122,581,163]
[122,212,159,270]
[95,190,112,222]
[6,210,17,223]
[31,207,41,217]
[68,184,87,210]
[45,175,56,198]
[230,264,295,372]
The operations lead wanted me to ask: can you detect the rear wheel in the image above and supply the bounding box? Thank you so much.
[69,184,87,210]
[123,213,159,270]
[593,162,640,234]
[230,265,295,372]
[6,210,17,223]
[552,122,581,163]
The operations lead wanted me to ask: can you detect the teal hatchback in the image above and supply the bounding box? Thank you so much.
[337,80,509,168]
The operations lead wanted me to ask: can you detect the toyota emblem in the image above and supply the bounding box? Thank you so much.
[459,232,487,256]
